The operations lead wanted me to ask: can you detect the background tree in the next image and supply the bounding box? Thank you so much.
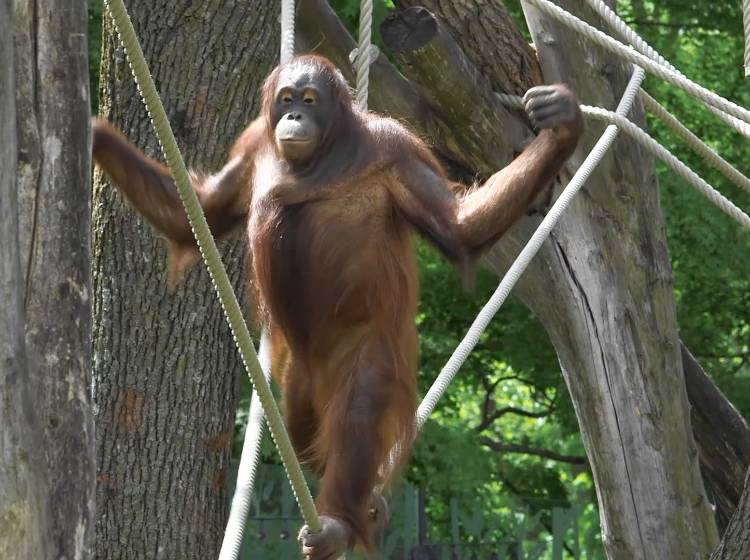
[0,3,48,558]
[2,0,95,558]
[91,1,278,557]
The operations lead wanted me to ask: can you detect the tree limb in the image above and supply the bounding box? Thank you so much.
[380,7,532,173]
[393,0,543,95]
[481,437,587,465]
[476,406,553,433]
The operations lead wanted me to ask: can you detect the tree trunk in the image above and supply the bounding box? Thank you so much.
[299,1,718,557]
[517,1,718,556]
[2,0,95,558]
[386,3,718,556]
[0,3,49,558]
[92,1,278,558]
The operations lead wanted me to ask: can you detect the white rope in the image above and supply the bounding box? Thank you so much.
[353,0,374,110]
[497,92,750,229]
[639,91,750,197]
[280,0,295,64]
[583,0,750,138]
[525,0,750,126]
[744,0,750,77]
[399,62,750,473]
[582,106,750,229]
[218,333,273,560]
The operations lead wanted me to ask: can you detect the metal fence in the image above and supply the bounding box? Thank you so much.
[229,464,603,559]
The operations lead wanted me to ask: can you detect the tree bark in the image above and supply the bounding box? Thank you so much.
[710,468,750,559]
[380,6,531,171]
[1,2,49,558]
[393,0,543,95]
[92,1,278,558]
[3,0,95,558]
[300,2,718,557]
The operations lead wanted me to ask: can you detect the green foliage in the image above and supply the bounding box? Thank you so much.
[329,0,394,38]
[408,242,597,555]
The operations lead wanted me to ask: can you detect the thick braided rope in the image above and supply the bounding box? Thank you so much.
[526,0,750,125]
[280,0,295,65]
[639,91,750,196]
[744,0,750,77]
[354,0,374,109]
[496,92,750,229]
[583,107,750,229]
[104,0,321,534]
[583,0,750,138]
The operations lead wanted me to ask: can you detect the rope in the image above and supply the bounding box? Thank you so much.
[582,106,750,229]
[745,0,750,77]
[525,0,750,126]
[496,93,750,229]
[639,91,750,197]
[218,333,272,560]
[280,0,295,65]
[583,0,750,138]
[354,0,374,109]
[104,0,321,534]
